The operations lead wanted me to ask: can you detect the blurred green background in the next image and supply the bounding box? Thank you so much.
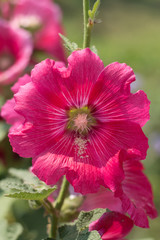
[0,0,160,239]
[57,0,160,238]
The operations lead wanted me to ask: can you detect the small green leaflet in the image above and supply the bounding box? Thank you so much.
[88,0,101,21]
[59,34,79,53]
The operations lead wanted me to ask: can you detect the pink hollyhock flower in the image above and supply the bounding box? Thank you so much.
[10,0,65,61]
[9,49,149,195]
[89,211,134,240]
[81,151,157,228]
[0,19,32,85]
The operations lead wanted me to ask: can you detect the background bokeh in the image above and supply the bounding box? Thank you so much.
[0,0,159,239]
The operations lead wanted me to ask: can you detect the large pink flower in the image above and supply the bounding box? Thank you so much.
[0,19,32,85]
[89,211,134,240]
[9,49,149,194]
[9,0,65,61]
[81,151,157,228]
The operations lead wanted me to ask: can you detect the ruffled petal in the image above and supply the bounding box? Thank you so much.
[30,131,125,194]
[60,48,104,108]
[31,59,68,108]
[1,98,23,126]
[119,158,158,228]
[88,62,150,127]
[89,212,134,240]
[9,81,68,157]
[1,74,31,127]
[65,153,123,195]
[65,119,148,194]
[11,74,31,94]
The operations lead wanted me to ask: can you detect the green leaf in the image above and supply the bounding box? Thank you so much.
[59,34,79,53]
[0,178,34,191]
[0,220,23,240]
[5,187,56,200]
[76,208,106,231]
[58,224,101,240]
[9,168,40,187]
[88,0,101,21]
[59,224,78,240]
[58,209,105,240]
[42,238,54,240]
[0,169,57,201]
[77,229,101,240]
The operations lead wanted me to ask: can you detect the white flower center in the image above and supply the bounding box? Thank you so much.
[74,114,88,132]
[12,15,42,31]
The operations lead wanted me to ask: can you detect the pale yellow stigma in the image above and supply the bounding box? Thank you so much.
[74,114,88,133]
[12,15,42,32]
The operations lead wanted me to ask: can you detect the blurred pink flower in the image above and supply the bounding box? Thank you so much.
[8,49,149,195]
[81,151,157,228]
[9,0,66,61]
[0,19,32,84]
[89,211,134,240]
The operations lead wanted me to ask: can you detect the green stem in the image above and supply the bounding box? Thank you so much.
[83,0,91,48]
[49,214,58,239]
[54,176,70,211]
[41,200,57,239]
[46,176,69,238]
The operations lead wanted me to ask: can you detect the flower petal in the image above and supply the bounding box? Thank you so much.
[1,98,23,126]
[1,74,31,127]
[91,121,148,161]
[31,141,124,195]
[9,81,68,157]
[89,212,134,240]
[88,62,150,127]
[31,59,68,108]
[119,157,158,228]
[81,187,122,212]
[11,74,31,94]
[60,48,104,108]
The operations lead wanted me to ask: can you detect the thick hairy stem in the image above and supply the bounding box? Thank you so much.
[83,0,91,48]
